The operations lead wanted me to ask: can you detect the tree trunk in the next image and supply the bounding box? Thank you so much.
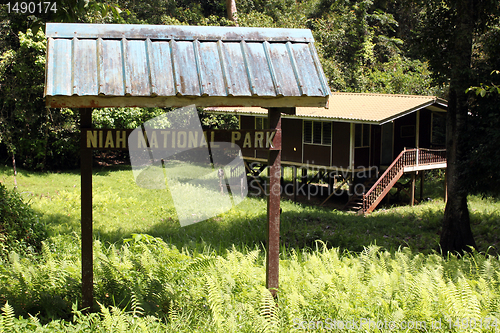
[12,152,17,189]
[226,0,238,25]
[440,88,476,253]
[439,0,477,255]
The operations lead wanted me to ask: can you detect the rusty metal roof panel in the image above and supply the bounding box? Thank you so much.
[44,23,330,108]
[149,40,175,97]
[46,38,72,96]
[74,39,98,96]
[124,39,150,96]
[220,42,251,96]
[198,41,226,96]
[291,43,328,96]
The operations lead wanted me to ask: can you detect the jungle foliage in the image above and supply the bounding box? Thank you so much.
[0,183,46,256]
[1,0,451,171]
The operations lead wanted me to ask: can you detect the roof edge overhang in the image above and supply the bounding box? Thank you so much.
[203,96,448,124]
[46,95,330,109]
[45,23,314,42]
[377,99,446,125]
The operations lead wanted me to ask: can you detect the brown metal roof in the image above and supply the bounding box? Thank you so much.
[206,92,447,124]
[44,23,330,108]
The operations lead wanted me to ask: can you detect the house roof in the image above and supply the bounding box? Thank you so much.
[44,23,330,109]
[205,92,447,124]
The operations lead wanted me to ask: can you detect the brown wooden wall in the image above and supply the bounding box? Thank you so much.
[240,115,254,129]
[331,122,350,168]
[238,116,359,169]
[237,110,435,170]
[355,147,370,168]
[394,112,417,158]
[303,144,331,166]
[370,125,381,167]
[281,118,302,164]
[240,115,256,158]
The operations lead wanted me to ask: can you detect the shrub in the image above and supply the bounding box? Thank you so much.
[0,183,46,255]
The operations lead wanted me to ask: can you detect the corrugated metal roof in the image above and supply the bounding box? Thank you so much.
[44,23,330,108]
[205,92,447,124]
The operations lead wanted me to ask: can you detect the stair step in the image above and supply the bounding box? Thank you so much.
[346,203,363,208]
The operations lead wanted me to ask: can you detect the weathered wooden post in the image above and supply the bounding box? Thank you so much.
[292,166,297,202]
[266,108,282,296]
[80,108,93,310]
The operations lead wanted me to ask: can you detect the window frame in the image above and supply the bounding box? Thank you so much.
[303,120,332,146]
[255,116,268,130]
[355,123,371,148]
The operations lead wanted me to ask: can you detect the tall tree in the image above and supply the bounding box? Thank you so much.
[439,0,477,255]
[416,0,500,254]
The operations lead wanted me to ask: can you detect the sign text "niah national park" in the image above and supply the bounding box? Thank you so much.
[82,129,278,151]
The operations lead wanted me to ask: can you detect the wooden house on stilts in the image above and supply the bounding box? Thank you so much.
[205,92,448,214]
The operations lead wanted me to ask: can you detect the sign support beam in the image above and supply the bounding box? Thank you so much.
[80,108,94,311]
[266,107,286,297]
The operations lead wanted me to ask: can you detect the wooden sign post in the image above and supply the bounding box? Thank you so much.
[80,108,94,310]
[266,108,282,297]
[45,22,328,311]
[78,109,283,309]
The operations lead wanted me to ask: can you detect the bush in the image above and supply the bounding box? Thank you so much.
[0,183,46,255]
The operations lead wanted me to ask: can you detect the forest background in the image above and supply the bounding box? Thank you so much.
[1,0,499,253]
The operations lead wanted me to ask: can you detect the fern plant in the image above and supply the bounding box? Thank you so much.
[2,233,500,331]
[0,302,15,332]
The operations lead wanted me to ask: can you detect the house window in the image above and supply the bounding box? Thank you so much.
[255,117,268,130]
[355,123,370,148]
[431,112,446,147]
[303,120,332,145]
[400,125,415,138]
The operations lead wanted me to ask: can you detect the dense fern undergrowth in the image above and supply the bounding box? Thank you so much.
[1,235,500,332]
[1,166,500,331]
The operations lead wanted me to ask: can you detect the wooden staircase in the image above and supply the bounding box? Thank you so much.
[344,176,377,213]
[360,148,446,214]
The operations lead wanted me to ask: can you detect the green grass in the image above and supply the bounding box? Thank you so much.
[1,164,500,331]
[1,165,498,255]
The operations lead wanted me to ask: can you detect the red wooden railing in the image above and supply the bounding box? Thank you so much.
[362,148,446,214]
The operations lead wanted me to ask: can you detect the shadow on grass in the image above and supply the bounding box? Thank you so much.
[31,163,499,257]
[49,198,448,256]
[0,165,82,178]
[91,164,135,176]
[40,212,81,235]
[36,198,500,256]
[279,202,446,255]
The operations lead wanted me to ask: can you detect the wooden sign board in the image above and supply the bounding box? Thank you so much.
[81,129,280,151]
